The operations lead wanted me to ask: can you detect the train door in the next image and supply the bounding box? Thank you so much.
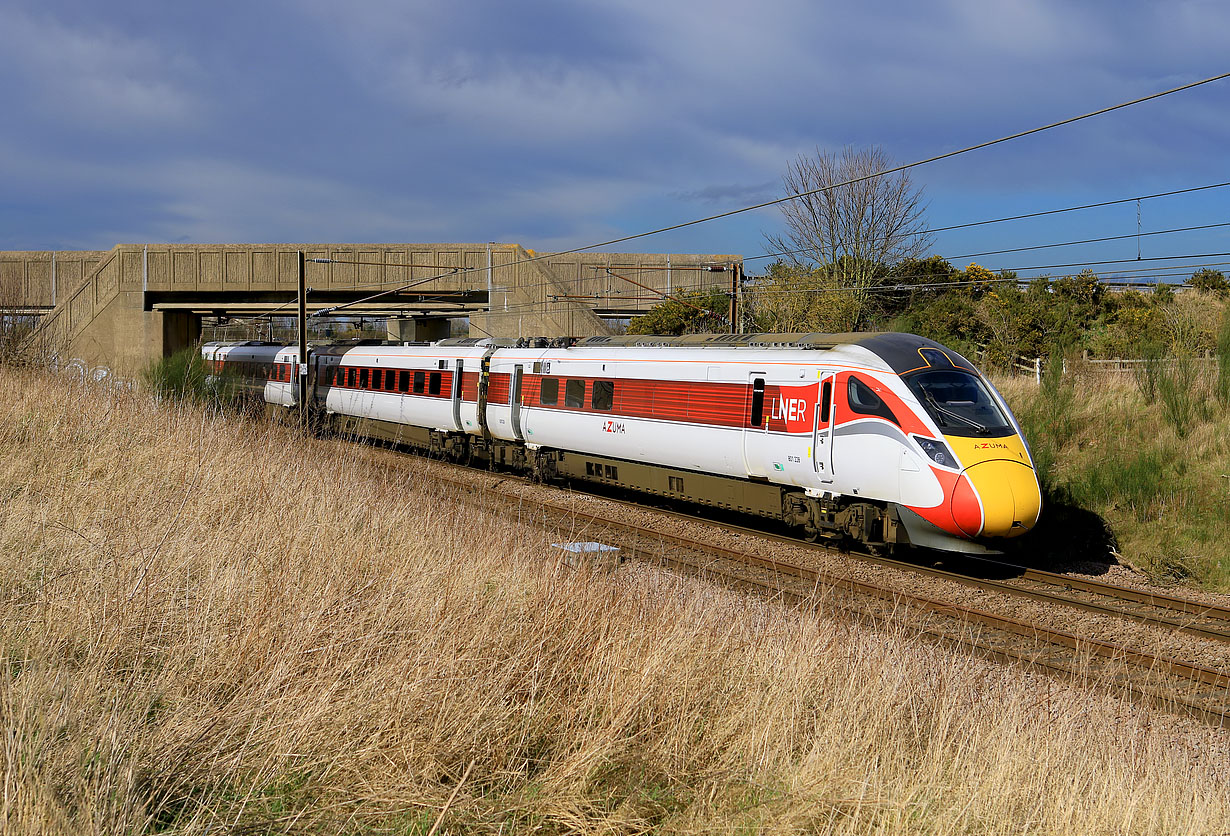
[510,364,525,441]
[452,360,464,431]
[813,372,835,483]
[741,372,769,478]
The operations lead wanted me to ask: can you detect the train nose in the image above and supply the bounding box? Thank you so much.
[951,460,1042,538]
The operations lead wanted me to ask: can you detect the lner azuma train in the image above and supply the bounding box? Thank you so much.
[202,332,1042,554]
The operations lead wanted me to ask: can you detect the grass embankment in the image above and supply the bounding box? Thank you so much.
[998,358,1230,588]
[3,367,1230,834]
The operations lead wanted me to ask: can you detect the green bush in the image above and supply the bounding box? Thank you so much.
[1133,343,1163,404]
[1066,447,1172,524]
[1217,310,1230,407]
[143,347,238,408]
[1155,354,1200,437]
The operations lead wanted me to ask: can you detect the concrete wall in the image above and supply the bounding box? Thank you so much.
[0,251,108,309]
[15,243,743,378]
[538,251,741,314]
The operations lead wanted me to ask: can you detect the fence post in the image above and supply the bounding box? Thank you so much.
[1034,357,1041,385]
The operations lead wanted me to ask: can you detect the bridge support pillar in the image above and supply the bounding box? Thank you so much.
[387,317,451,343]
[162,311,201,357]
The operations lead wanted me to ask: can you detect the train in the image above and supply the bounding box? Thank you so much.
[201,332,1042,554]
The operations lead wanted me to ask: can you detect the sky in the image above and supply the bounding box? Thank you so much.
[1,0,1228,283]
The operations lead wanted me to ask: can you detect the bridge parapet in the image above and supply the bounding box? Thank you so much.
[13,242,742,377]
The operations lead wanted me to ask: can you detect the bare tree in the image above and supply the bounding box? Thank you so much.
[763,146,932,331]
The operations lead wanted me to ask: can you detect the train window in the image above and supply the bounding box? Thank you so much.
[540,377,559,405]
[904,370,1013,437]
[592,380,614,411]
[386,371,397,392]
[347,367,356,388]
[820,379,832,419]
[413,371,425,393]
[848,376,899,425]
[373,368,383,390]
[398,370,409,393]
[359,368,369,389]
[750,378,765,426]
[429,372,441,395]
[565,379,585,408]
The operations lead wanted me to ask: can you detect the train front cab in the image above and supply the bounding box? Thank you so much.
[901,366,1041,543]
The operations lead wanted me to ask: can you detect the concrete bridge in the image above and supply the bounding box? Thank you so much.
[2,243,740,377]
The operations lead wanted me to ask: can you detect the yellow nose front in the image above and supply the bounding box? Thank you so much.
[963,459,1042,537]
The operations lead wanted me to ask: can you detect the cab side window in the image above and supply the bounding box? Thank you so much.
[847,376,899,425]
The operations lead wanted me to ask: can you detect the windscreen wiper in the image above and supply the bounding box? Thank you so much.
[924,390,987,433]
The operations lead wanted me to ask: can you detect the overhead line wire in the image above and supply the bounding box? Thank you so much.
[312,71,1230,317]
[743,180,1230,263]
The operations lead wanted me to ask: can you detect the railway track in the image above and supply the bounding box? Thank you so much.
[640,502,1230,647]
[358,445,1230,726]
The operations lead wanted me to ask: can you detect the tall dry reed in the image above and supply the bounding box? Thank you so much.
[2,367,1228,834]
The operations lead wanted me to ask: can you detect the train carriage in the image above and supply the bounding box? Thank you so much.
[204,332,1041,554]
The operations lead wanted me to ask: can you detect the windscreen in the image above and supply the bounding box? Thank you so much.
[904,370,1014,437]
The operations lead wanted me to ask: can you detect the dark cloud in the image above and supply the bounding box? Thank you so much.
[0,0,1226,270]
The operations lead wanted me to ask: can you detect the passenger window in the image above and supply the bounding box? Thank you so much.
[359,368,369,389]
[413,371,425,393]
[398,370,409,393]
[429,372,441,395]
[848,376,899,425]
[347,368,356,388]
[592,380,614,410]
[540,377,559,405]
[565,379,585,408]
[373,369,383,390]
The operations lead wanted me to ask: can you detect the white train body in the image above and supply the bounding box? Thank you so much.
[202,333,1042,553]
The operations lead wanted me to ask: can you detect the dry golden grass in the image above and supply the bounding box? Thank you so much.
[3,367,1230,834]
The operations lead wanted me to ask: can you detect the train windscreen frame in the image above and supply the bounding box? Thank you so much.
[904,370,1014,437]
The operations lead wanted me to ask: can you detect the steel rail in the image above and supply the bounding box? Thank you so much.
[558,488,1230,645]
[424,468,1230,724]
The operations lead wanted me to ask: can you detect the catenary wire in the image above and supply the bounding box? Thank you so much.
[311,71,1230,317]
[743,181,1230,263]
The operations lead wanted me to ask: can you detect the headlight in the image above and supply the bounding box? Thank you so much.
[914,436,958,469]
